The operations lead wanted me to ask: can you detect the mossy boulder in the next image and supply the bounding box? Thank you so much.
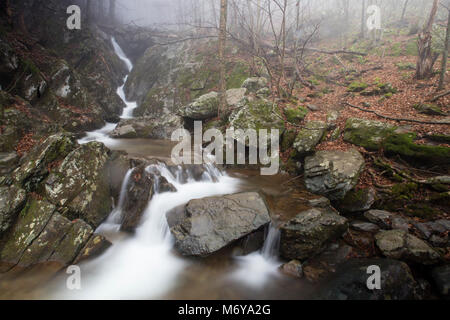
[414,104,447,116]
[0,185,26,237]
[280,207,348,260]
[343,118,397,150]
[304,149,365,200]
[0,199,55,272]
[383,133,450,166]
[293,121,327,156]
[338,187,376,213]
[12,133,77,191]
[242,77,268,93]
[44,142,112,228]
[284,106,308,124]
[178,91,219,120]
[347,81,369,92]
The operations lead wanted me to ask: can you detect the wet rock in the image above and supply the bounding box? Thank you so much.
[44,142,112,228]
[280,260,303,278]
[107,151,130,201]
[110,114,183,139]
[350,221,380,234]
[315,259,421,300]
[233,230,265,256]
[168,192,271,256]
[0,152,18,174]
[242,77,268,93]
[375,229,440,265]
[431,265,450,296]
[304,149,365,200]
[121,165,176,232]
[0,199,55,272]
[293,121,327,156]
[47,219,93,266]
[302,242,354,283]
[308,197,331,208]
[0,185,26,236]
[12,133,77,191]
[280,207,348,260]
[16,213,72,268]
[338,187,376,213]
[74,235,112,264]
[364,210,393,229]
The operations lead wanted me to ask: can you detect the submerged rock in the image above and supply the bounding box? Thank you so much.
[44,142,112,228]
[375,229,440,265]
[168,192,271,256]
[304,149,365,200]
[280,207,348,260]
[0,185,26,237]
[315,259,421,300]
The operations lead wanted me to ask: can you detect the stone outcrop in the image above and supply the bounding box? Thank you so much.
[168,192,271,256]
[304,149,365,200]
[110,114,183,139]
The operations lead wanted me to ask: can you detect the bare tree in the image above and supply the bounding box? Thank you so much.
[416,0,440,79]
[218,0,228,118]
[438,4,450,90]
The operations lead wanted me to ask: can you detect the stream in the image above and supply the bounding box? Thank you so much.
[3,38,317,300]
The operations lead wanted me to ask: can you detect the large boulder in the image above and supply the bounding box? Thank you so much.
[293,121,327,156]
[242,77,268,93]
[315,259,422,300]
[110,114,183,139]
[304,149,365,200]
[0,185,26,237]
[44,142,112,228]
[178,91,219,120]
[12,133,77,191]
[344,118,396,150]
[375,229,440,265]
[0,199,56,272]
[168,192,271,256]
[280,207,348,260]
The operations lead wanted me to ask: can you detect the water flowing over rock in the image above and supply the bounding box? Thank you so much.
[280,207,348,260]
[168,192,271,256]
[315,259,422,300]
[375,229,440,265]
[0,185,26,237]
[110,114,183,139]
[120,165,176,232]
[304,149,365,200]
[44,142,112,228]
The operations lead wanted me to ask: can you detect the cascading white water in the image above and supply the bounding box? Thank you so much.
[78,38,137,145]
[65,39,284,299]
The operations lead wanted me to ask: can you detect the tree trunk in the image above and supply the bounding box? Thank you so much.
[361,0,366,38]
[218,0,228,119]
[401,0,409,22]
[416,0,440,80]
[109,0,116,24]
[438,9,450,91]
